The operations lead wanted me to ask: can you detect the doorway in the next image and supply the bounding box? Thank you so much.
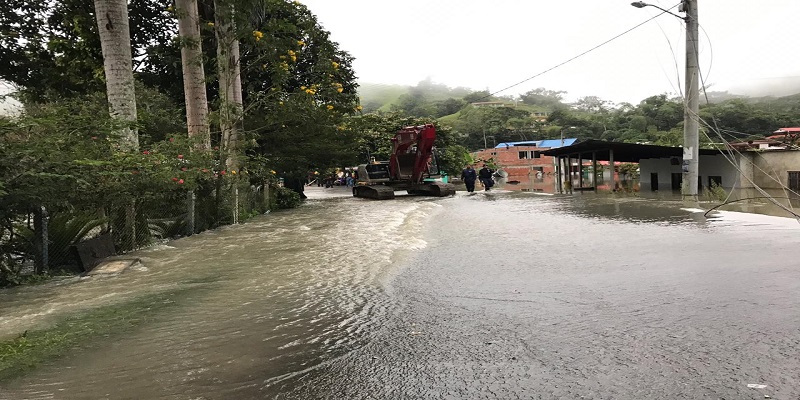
[650,173,659,191]
[671,173,682,191]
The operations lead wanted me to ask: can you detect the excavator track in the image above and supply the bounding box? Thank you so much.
[353,185,395,200]
[407,182,456,197]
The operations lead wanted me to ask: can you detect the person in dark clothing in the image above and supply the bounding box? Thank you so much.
[460,165,478,193]
[478,164,494,191]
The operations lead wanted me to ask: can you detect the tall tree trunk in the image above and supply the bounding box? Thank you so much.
[214,0,243,171]
[93,0,138,152]
[176,0,211,149]
[214,0,243,224]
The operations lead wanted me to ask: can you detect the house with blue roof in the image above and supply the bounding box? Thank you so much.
[469,138,579,193]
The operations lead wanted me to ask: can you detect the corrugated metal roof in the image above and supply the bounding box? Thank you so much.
[539,138,578,148]
[540,140,726,162]
[494,138,577,149]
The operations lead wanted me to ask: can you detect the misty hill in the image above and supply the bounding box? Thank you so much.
[358,79,476,113]
[724,76,800,99]
[357,82,409,113]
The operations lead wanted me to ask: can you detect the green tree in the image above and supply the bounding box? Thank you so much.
[519,87,566,109]
[0,0,175,101]
[463,90,492,104]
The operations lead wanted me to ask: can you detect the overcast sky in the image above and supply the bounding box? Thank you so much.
[300,0,800,105]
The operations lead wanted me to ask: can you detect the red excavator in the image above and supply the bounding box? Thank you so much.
[353,124,456,200]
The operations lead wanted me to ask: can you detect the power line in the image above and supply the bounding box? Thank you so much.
[486,3,683,99]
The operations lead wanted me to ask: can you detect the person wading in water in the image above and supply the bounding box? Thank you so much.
[461,165,477,193]
[478,164,494,191]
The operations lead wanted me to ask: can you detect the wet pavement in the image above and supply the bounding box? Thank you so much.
[2,187,799,399]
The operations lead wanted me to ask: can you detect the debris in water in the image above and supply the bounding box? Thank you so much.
[747,384,767,389]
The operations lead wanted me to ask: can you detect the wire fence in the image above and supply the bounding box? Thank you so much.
[0,178,279,286]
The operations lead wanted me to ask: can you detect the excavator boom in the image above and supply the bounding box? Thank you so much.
[354,124,455,200]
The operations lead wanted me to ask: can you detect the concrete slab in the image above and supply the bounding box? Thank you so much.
[85,259,140,276]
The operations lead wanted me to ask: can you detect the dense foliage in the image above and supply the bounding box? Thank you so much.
[0,0,366,285]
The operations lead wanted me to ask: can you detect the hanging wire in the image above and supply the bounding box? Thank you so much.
[651,13,800,221]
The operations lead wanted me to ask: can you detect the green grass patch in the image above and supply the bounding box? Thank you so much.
[0,287,193,382]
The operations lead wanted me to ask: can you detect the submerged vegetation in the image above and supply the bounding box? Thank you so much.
[0,286,201,381]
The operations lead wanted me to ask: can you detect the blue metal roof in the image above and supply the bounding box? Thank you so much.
[495,138,577,149]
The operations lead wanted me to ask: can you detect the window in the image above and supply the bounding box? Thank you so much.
[789,171,800,190]
[532,151,541,159]
[518,151,529,159]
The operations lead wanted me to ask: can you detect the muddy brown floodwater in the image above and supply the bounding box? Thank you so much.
[1,187,799,399]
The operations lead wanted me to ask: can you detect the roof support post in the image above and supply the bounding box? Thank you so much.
[592,151,598,191]
[609,149,616,191]
[565,155,572,194]
[556,156,563,194]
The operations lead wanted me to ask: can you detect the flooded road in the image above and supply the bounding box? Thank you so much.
[1,187,799,399]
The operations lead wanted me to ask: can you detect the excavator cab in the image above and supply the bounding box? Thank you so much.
[358,162,391,183]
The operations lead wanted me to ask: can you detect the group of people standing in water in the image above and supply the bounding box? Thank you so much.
[460,164,494,193]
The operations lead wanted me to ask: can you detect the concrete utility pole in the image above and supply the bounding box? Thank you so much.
[631,1,699,200]
[682,0,700,200]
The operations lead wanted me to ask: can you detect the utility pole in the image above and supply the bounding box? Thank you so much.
[631,1,699,200]
[682,0,700,200]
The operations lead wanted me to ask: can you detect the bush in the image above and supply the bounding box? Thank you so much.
[274,186,302,209]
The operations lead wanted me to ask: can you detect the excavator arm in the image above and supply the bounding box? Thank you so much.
[354,124,454,199]
[389,124,436,183]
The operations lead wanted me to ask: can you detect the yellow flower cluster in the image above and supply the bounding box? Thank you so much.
[207,22,215,27]
[280,62,289,71]
[287,50,297,62]
[355,105,363,111]
[297,40,305,46]
[253,30,264,41]
[301,84,318,95]
[326,105,334,110]
[331,61,339,70]
[333,82,344,93]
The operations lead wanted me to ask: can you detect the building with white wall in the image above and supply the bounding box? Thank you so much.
[543,140,800,198]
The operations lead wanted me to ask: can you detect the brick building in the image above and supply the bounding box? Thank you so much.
[470,139,577,193]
